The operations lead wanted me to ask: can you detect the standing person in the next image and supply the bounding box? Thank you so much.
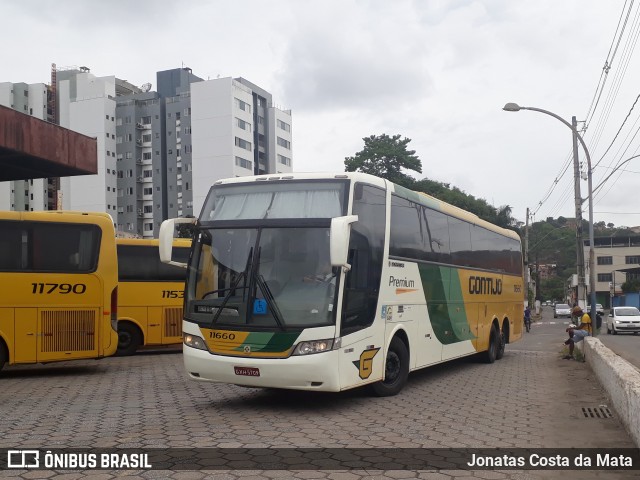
[524,305,532,332]
[562,306,591,360]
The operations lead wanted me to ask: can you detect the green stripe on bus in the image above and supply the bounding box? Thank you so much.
[235,331,300,352]
[419,264,475,344]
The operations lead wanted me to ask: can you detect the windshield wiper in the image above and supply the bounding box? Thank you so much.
[209,246,253,328]
[256,273,285,331]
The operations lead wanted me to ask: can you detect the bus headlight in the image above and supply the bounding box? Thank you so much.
[183,334,208,351]
[293,338,340,355]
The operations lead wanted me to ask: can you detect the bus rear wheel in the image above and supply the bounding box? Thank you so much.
[496,328,506,360]
[371,337,409,397]
[0,341,7,371]
[117,322,142,356]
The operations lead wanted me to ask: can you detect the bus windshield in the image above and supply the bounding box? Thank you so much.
[200,180,347,221]
[188,226,337,329]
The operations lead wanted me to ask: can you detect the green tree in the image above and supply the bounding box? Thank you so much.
[344,134,422,187]
[622,279,640,293]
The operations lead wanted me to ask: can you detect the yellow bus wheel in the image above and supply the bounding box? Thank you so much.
[117,322,142,356]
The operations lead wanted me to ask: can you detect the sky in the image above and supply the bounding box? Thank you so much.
[3,0,640,228]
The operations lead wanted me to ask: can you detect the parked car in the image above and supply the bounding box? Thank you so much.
[596,304,604,315]
[554,303,572,318]
[606,306,640,335]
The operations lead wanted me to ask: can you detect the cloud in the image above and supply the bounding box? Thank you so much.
[277,1,433,112]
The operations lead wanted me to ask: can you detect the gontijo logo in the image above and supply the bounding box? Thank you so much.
[468,276,502,295]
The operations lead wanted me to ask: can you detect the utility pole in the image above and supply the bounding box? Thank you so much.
[572,116,586,308]
[524,208,530,305]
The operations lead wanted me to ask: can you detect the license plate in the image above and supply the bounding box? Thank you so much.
[234,366,260,377]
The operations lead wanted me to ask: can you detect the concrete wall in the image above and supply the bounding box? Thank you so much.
[580,337,640,447]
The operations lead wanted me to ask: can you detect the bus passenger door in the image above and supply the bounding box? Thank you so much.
[14,308,37,364]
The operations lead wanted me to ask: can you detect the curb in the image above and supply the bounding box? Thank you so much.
[578,337,640,447]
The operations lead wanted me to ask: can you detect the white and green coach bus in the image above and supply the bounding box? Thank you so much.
[159,172,524,396]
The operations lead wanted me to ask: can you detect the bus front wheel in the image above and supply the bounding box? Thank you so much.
[117,322,142,356]
[371,337,409,397]
[484,326,499,364]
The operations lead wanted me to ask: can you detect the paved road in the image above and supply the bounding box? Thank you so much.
[0,322,637,479]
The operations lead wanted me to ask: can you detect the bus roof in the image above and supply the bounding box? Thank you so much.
[209,172,519,241]
[116,238,191,248]
[0,210,115,228]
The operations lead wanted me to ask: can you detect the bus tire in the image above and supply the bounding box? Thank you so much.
[116,322,142,356]
[0,340,7,371]
[496,328,506,360]
[483,326,499,364]
[371,336,409,397]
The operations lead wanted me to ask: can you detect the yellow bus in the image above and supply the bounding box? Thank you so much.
[115,238,190,356]
[160,172,524,396]
[0,211,119,371]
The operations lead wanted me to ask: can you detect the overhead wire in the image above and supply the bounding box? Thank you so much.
[530,1,635,222]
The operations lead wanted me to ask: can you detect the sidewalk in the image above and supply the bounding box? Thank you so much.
[510,321,638,479]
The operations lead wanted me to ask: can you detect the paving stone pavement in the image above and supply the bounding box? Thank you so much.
[0,326,637,480]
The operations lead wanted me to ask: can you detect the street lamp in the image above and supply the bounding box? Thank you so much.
[503,102,597,335]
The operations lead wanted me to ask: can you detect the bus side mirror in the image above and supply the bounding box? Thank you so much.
[159,217,196,268]
[330,215,358,271]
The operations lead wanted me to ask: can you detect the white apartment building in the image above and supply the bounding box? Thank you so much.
[56,68,119,216]
[0,82,50,211]
[191,77,293,216]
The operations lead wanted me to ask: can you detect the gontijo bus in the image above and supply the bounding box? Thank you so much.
[159,172,524,396]
[0,211,119,371]
[115,238,190,355]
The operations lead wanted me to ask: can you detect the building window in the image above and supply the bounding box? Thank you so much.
[258,116,264,125]
[626,256,640,264]
[597,256,613,266]
[235,137,252,151]
[277,119,291,132]
[598,273,613,282]
[125,133,132,142]
[236,118,251,132]
[277,154,291,166]
[143,187,153,195]
[184,145,192,154]
[143,152,152,160]
[143,170,153,178]
[124,116,132,124]
[184,107,191,116]
[144,223,153,231]
[277,137,291,149]
[141,116,151,125]
[235,156,252,170]
[142,134,152,142]
[144,205,153,213]
[234,98,251,114]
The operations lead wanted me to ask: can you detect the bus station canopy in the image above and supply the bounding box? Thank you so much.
[0,104,97,181]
